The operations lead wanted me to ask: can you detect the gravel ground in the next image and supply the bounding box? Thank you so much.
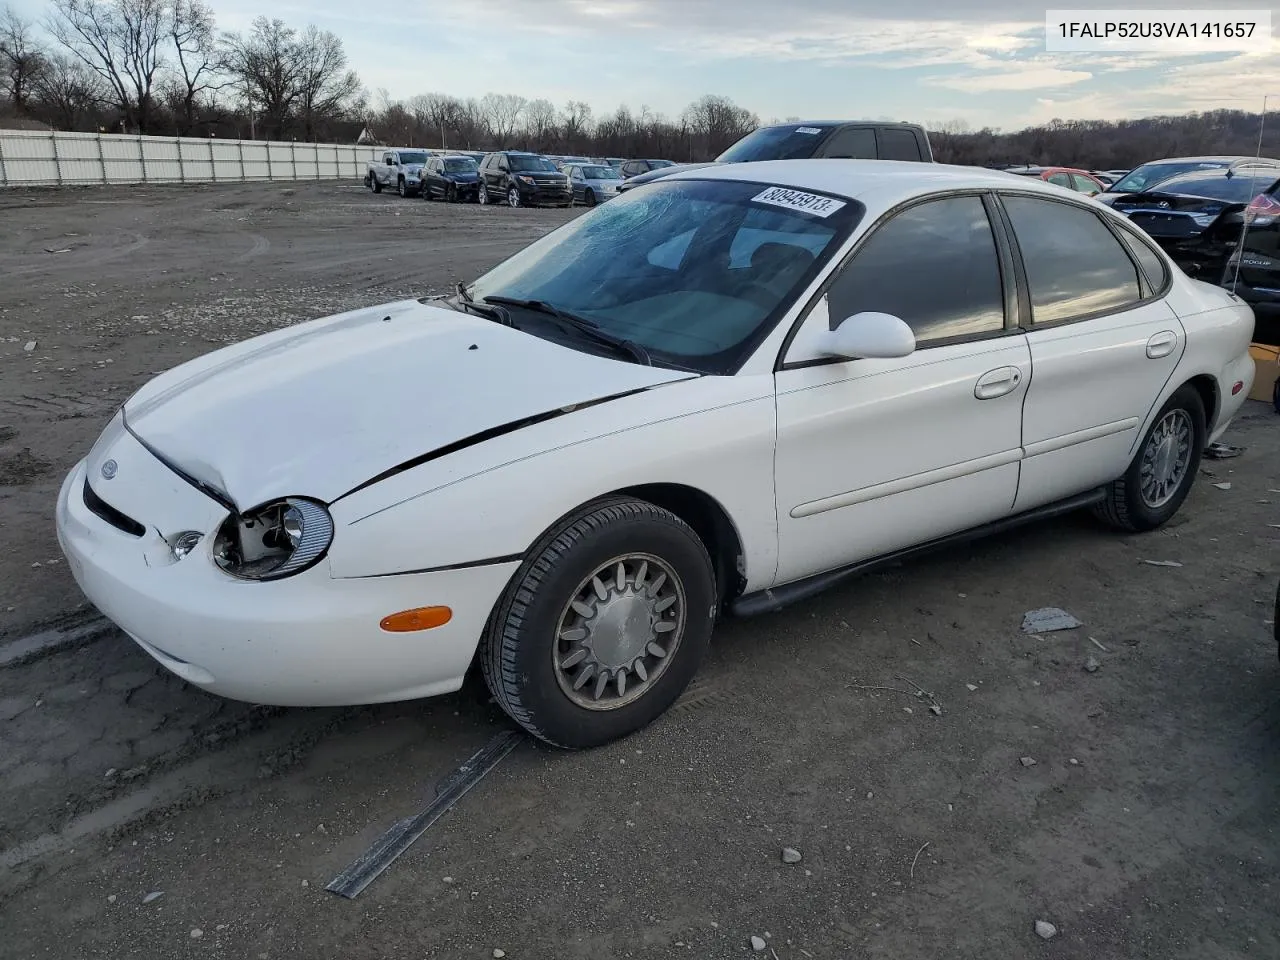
[1,181,1278,960]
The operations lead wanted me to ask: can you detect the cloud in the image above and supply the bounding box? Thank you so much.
[928,66,1094,93]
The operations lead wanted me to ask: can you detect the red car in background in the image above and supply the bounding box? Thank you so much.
[1006,165,1107,196]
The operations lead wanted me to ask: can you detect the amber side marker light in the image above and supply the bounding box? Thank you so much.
[380,606,453,632]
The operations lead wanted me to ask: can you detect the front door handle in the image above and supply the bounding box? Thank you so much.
[1146,330,1178,359]
[974,366,1022,400]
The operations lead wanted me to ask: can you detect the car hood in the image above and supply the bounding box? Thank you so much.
[123,299,697,509]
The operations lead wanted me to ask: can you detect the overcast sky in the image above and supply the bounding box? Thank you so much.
[11,0,1280,129]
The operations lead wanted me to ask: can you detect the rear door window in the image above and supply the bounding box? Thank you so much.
[1002,195,1143,324]
[878,129,923,161]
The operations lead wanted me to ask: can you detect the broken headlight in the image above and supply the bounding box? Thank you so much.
[213,498,334,581]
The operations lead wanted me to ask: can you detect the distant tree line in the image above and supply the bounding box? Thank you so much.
[929,112,1280,170]
[0,2,363,140]
[4,2,1278,166]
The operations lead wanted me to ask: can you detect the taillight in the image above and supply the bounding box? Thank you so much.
[1244,193,1280,223]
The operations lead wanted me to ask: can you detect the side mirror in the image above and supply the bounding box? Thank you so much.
[815,312,916,359]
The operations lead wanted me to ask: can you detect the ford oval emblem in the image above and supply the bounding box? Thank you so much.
[101,459,117,480]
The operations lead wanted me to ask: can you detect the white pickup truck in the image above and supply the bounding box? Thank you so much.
[365,149,432,198]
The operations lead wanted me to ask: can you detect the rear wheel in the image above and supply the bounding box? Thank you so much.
[1093,384,1206,532]
[480,497,716,749]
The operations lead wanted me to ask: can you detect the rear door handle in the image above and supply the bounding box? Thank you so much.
[974,366,1022,400]
[1146,330,1178,359]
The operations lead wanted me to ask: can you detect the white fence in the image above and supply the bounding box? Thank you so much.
[0,129,381,187]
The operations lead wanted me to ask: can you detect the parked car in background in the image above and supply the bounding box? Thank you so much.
[616,120,934,194]
[55,161,1256,749]
[365,149,431,197]
[1104,162,1280,293]
[422,154,481,202]
[478,151,572,208]
[604,157,626,173]
[1096,157,1280,206]
[554,156,589,171]
[564,162,623,205]
[1006,165,1107,196]
[619,159,677,180]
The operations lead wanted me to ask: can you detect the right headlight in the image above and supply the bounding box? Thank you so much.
[213,498,334,581]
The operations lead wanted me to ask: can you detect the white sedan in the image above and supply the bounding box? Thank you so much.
[56,161,1256,749]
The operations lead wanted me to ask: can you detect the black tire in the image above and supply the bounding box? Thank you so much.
[1093,384,1206,532]
[397,177,408,198]
[507,184,521,208]
[480,497,717,749]
[478,182,490,205]
[372,175,383,193]
[446,183,457,203]
[585,189,597,207]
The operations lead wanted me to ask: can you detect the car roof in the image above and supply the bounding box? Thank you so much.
[663,159,1081,215]
[762,119,922,129]
[1135,155,1278,164]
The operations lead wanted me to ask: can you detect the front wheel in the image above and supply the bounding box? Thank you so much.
[1093,384,1206,532]
[446,183,457,203]
[507,185,521,208]
[585,189,597,207]
[372,175,383,193]
[480,497,716,749]
[478,182,490,205]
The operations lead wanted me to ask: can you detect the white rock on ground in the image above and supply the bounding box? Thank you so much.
[1035,920,1058,940]
[781,847,802,864]
[750,935,767,952]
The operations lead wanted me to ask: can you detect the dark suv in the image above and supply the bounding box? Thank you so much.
[616,120,934,194]
[478,151,572,208]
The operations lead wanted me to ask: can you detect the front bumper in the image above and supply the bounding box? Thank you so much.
[55,435,520,707]
[517,184,572,206]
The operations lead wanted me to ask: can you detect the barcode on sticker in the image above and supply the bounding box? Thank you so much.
[794,126,823,134]
[751,186,846,218]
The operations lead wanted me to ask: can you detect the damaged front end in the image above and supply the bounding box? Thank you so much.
[212,498,334,581]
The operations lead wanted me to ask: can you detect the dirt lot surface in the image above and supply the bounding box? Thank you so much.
[1,181,1278,960]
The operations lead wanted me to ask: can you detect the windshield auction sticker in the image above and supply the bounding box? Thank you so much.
[1045,9,1271,51]
[752,187,847,218]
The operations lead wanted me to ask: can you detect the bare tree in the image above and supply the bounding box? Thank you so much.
[167,0,221,133]
[31,53,102,128]
[523,97,556,149]
[46,0,168,133]
[561,99,591,146]
[480,92,525,146]
[222,17,299,139]
[683,94,756,157]
[295,24,361,141]
[1,9,47,113]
